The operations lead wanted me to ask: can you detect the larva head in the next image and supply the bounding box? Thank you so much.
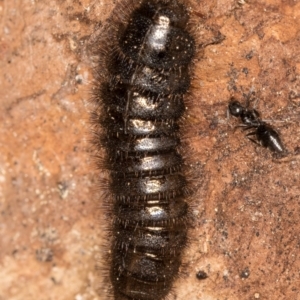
[120,0,195,69]
[140,1,189,27]
[156,1,189,28]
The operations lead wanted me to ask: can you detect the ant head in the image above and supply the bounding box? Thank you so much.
[228,99,244,117]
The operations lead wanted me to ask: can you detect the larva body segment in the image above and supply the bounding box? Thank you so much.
[94,0,196,299]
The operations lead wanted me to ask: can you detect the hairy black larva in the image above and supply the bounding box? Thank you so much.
[92,0,196,299]
[228,97,285,154]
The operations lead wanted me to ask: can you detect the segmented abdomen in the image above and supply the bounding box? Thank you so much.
[100,1,195,299]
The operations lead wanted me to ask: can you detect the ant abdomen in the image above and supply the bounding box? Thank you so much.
[256,123,284,153]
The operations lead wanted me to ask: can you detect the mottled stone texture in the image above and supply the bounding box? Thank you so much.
[0,0,299,300]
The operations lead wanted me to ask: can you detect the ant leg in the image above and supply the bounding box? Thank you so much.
[245,136,261,146]
[232,124,251,133]
[248,137,260,146]
[239,125,253,131]
[245,131,256,136]
[243,87,256,108]
[244,130,260,146]
[272,152,289,160]
[272,150,298,162]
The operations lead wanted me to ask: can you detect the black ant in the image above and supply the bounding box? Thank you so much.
[228,97,285,155]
